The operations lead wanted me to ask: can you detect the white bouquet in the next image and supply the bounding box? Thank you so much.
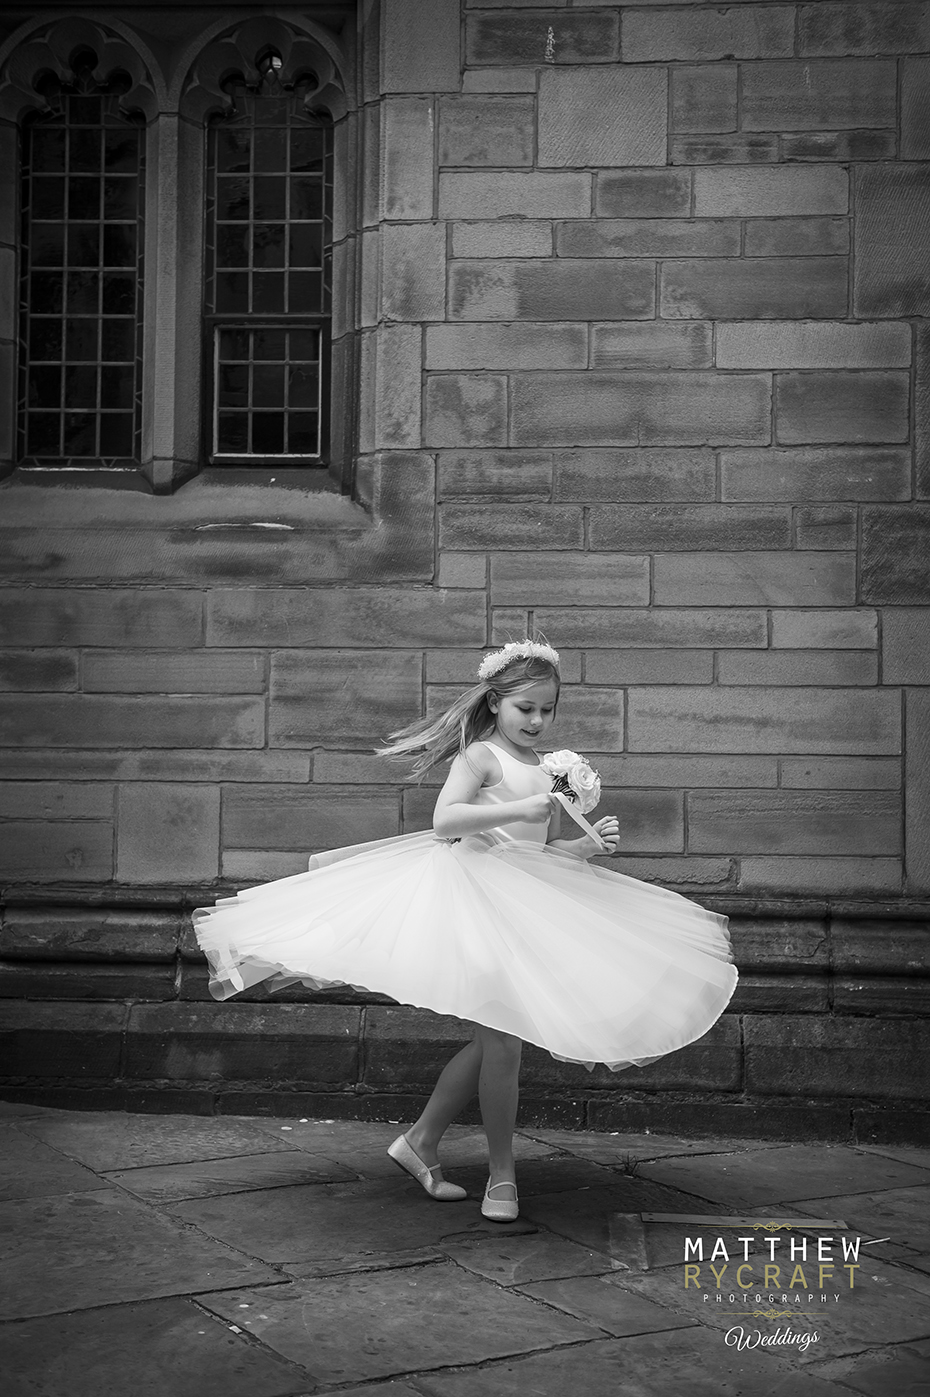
[539,749,602,815]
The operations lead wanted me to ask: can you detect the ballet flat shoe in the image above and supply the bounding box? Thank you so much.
[387,1134,467,1201]
[481,1178,519,1222]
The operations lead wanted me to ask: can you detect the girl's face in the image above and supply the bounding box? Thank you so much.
[489,678,559,752]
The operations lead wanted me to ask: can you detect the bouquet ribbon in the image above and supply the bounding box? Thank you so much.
[553,792,609,854]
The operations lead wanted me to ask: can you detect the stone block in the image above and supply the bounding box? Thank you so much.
[608,856,734,890]
[558,220,738,258]
[717,322,910,371]
[670,65,737,133]
[81,651,265,694]
[862,507,930,605]
[383,0,461,92]
[744,217,850,257]
[1,1001,126,1079]
[381,223,445,321]
[439,171,590,220]
[1,908,179,962]
[654,552,855,607]
[362,1006,474,1087]
[798,2,930,57]
[425,374,507,447]
[538,66,667,167]
[439,504,582,549]
[596,788,683,853]
[919,323,930,500]
[553,448,715,502]
[694,166,848,217]
[383,99,434,220]
[595,169,691,218]
[884,611,930,685]
[466,10,620,65]
[125,1002,360,1084]
[902,58,930,158]
[906,689,930,893]
[689,790,899,855]
[424,647,581,684]
[0,651,77,691]
[0,696,265,749]
[584,651,714,687]
[794,504,857,550]
[590,323,713,371]
[742,58,896,130]
[449,259,652,321]
[311,750,408,785]
[0,823,113,882]
[721,446,910,502]
[269,650,422,743]
[589,504,790,552]
[717,650,877,686]
[624,5,795,61]
[670,135,779,165]
[117,784,219,883]
[771,608,877,649]
[0,962,178,1001]
[219,851,315,882]
[489,552,650,606]
[661,258,847,319]
[777,371,909,444]
[0,782,112,820]
[438,450,553,499]
[780,757,900,790]
[426,323,586,371]
[740,855,902,897]
[854,164,930,317]
[439,95,534,166]
[373,324,424,450]
[595,753,774,786]
[745,1015,930,1100]
[462,68,538,95]
[0,590,202,648]
[533,607,767,650]
[511,372,770,447]
[0,751,311,784]
[628,687,899,755]
[222,786,399,851]
[207,589,486,648]
[831,919,930,976]
[781,130,895,161]
[451,221,552,258]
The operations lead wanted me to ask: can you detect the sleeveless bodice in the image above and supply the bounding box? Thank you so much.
[473,743,553,845]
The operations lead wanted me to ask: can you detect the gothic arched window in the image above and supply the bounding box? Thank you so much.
[18,54,145,466]
[205,53,333,464]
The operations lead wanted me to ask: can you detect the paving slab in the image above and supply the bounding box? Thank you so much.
[452,1155,618,1198]
[858,1143,930,1171]
[0,1188,281,1320]
[168,1176,506,1263]
[196,1261,600,1385]
[22,1111,295,1169]
[517,1273,697,1338]
[102,1149,357,1203]
[413,1329,851,1397]
[0,1123,110,1201]
[283,1244,446,1279]
[520,1180,716,1261]
[637,1145,930,1210]
[2,1296,309,1397]
[609,1253,930,1361]
[438,1231,619,1286]
[812,1337,930,1396]
[792,1185,930,1255]
[523,1128,786,1164]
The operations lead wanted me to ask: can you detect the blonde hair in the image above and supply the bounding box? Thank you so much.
[377,654,560,779]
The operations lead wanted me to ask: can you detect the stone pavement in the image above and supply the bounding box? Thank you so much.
[1,1102,928,1396]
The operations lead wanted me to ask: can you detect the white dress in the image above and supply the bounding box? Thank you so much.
[193,743,737,1071]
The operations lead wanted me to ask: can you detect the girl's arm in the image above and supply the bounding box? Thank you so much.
[433,745,557,839]
[548,809,621,860]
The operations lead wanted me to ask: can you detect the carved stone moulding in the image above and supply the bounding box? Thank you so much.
[180,17,349,123]
[0,18,159,123]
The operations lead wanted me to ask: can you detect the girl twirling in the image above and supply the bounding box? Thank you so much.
[194,640,737,1222]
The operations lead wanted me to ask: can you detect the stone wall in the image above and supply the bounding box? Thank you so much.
[1,0,928,1136]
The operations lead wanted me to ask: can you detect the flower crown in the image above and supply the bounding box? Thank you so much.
[477,641,560,682]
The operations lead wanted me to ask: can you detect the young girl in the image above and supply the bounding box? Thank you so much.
[194,640,737,1222]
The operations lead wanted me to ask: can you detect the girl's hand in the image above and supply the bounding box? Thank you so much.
[520,793,560,824]
[588,815,620,856]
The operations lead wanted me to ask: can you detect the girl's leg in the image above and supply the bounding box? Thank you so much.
[403,1033,483,1167]
[475,1025,522,1191]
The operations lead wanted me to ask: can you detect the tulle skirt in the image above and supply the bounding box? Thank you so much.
[193,831,737,1072]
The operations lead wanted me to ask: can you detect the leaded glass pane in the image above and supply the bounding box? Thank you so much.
[18,62,144,466]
